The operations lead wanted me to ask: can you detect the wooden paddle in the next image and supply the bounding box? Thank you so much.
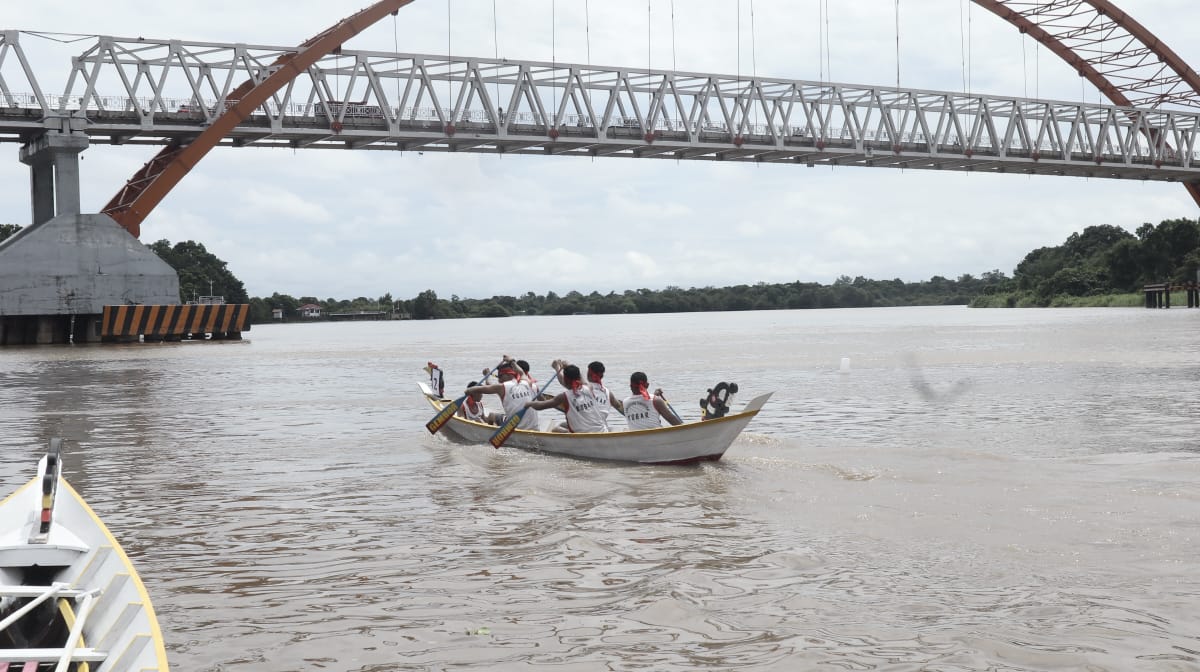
[657,391,685,424]
[489,376,557,448]
[425,360,506,434]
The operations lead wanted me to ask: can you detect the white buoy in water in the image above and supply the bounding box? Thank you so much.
[840,357,851,373]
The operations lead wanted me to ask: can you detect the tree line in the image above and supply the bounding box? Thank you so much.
[355,216,1200,317]
[973,218,1200,307]
[399,273,1006,319]
[2,217,1197,318]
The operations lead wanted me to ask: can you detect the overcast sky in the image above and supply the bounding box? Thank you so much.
[2,1,1197,300]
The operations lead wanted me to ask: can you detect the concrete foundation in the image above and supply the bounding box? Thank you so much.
[0,123,184,344]
[0,314,104,345]
[0,213,180,345]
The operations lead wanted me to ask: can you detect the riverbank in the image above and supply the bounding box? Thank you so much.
[969,291,1192,308]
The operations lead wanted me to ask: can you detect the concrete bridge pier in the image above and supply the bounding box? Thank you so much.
[0,211,179,345]
[1,122,181,345]
[20,119,90,225]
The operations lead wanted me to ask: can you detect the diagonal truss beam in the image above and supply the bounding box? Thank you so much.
[99,0,417,237]
[970,0,1200,204]
[27,41,1200,180]
[0,31,48,110]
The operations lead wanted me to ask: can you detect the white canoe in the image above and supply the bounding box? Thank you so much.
[419,382,773,465]
[0,440,169,671]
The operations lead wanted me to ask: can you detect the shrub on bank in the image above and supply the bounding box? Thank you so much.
[972,291,1180,308]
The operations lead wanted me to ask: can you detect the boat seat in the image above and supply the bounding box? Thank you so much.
[0,586,88,599]
[0,582,109,669]
[0,649,108,664]
[0,521,89,567]
[0,545,87,567]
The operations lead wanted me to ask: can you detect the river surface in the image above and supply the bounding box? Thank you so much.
[1,306,1198,671]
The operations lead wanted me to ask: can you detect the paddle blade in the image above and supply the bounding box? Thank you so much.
[489,411,524,448]
[426,397,463,434]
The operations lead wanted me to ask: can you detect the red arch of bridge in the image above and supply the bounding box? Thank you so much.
[102,0,417,238]
[103,0,1200,237]
[971,0,1200,206]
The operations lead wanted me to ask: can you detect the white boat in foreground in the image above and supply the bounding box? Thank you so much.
[0,439,169,671]
[419,382,773,465]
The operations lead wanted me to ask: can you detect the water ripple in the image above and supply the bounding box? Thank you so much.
[3,312,1200,670]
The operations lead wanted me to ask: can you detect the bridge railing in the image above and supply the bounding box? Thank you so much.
[6,88,1199,164]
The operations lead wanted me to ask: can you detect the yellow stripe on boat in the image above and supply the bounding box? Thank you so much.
[61,480,171,671]
[56,596,92,672]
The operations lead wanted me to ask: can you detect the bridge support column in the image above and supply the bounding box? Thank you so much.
[20,119,90,226]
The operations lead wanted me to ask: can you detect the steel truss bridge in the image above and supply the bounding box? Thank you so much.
[2,0,1200,237]
[3,32,1199,179]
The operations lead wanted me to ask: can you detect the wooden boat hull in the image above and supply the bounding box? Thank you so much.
[420,382,772,464]
[0,446,169,671]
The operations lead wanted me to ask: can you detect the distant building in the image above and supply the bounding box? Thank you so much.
[271,308,284,320]
[299,303,322,319]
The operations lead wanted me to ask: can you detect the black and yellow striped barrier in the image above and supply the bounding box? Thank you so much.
[101,304,251,341]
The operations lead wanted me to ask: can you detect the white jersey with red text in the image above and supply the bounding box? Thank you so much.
[622,394,661,430]
[501,379,540,430]
[565,384,610,433]
[591,381,615,416]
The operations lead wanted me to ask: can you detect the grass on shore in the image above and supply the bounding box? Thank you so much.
[970,291,1188,308]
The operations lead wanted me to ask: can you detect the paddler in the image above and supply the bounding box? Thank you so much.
[464,359,540,430]
[525,363,610,433]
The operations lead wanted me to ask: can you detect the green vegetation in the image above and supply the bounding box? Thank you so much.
[968,218,1199,307]
[242,274,1010,321]
[247,293,396,323]
[6,216,1198,320]
[384,217,1199,317]
[392,273,1009,319]
[147,240,249,305]
[969,292,1181,308]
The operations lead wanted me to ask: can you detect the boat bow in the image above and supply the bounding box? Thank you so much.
[0,439,170,671]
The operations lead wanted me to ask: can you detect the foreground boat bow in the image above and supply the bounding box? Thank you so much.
[0,439,169,671]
